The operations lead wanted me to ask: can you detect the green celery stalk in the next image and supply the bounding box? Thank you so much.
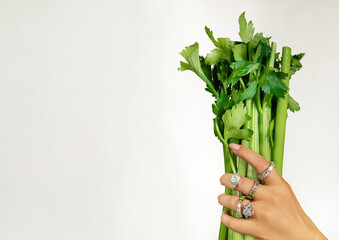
[218,141,232,240]
[273,47,291,175]
[246,99,259,181]
[259,94,272,161]
[244,100,258,240]
[259,42,276,162]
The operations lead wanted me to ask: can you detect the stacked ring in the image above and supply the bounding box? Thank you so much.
[247,181,259,200]
[258,161,275,180]
[237,196,246,217]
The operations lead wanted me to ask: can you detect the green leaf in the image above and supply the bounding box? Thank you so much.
[227,76,241,85]
[251,33,271,47]
[200,56,212,80]
[205,26,219,47]
[230,61,260,76]
[262,72,288,99]
[252,40,271,63]
[222,101,253,141]
[233,43,248,61]
[238,12,255,43]
[238,82,258,101]
[287,93,301,112]
[231,88,239,102]
[178,42,218,97]
[290,53,305,76]
[178,43,209,82]
[251,33,264,47]
[205,26,231,52]
[217,94,233,111]
[217,38,232,52]
[205,48,230,65]
[205,26,231,63]
[216,62,229,85]
[212,103,220,116]
[212,93,234,117]
[225,129,253,141]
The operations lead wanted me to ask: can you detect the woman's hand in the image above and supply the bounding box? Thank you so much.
[218,143,327,240]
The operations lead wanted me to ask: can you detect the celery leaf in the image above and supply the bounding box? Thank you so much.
[228,61,260,84]
[178,42,218,97]
[222,101,253,141]
[238,12,255,43]
[262,72,288,99]
[205,27,232,64]
[287,93,301,112]
[290,53,305,76]
[205,48,231,65]
[238,82,258,101]
[233,43,248,60]
[212,93,234,117]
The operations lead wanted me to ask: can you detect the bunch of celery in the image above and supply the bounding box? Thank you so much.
[178,12,304,240]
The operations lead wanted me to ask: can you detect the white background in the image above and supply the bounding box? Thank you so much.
[0,0,338,239]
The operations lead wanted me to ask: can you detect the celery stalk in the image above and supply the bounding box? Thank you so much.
[273,47,291,175]
[218,144,233,240]
[259,94,272,161]
[259,42,276,162]
[247,99,259,181]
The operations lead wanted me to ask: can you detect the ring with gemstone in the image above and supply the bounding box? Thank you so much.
[230,173,241,189]
[242,202,253,219]
[258,162,275,181]
[236,196,246,217]
[247,181,259,200]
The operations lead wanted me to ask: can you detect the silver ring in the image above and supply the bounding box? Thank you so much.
[242,202,253,219]
[247,181,259,200]
[258,162,275,181]
[236,196,246,217]
[230,173,241,189]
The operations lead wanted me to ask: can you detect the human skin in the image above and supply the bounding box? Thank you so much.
[218,143,327,240]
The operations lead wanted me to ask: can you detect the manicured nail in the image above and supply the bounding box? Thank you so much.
[229,143,240,150]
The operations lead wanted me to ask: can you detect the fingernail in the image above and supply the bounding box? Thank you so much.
[229,143,240,150]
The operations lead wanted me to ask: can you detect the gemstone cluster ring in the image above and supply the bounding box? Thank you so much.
[243,202,253,219]
[230,173,241,189]
[258,161,275,181]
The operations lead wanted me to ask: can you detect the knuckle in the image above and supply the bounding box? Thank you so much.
[282,180,292,192]
[267,192,282,205]
[259,207,274,220]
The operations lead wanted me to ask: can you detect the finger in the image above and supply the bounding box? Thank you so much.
[218,194,255,216]
[229,143,283,184]
[221,210,257,236]
[220,174,265,199]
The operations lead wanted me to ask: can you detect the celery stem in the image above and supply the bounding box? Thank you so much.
[239,78,246,90]
[273,47,291,175]
[273,47,291,174]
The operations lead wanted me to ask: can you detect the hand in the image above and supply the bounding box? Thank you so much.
[218,143,327,240]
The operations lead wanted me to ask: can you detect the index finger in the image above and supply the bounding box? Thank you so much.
[229,143,283,185]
